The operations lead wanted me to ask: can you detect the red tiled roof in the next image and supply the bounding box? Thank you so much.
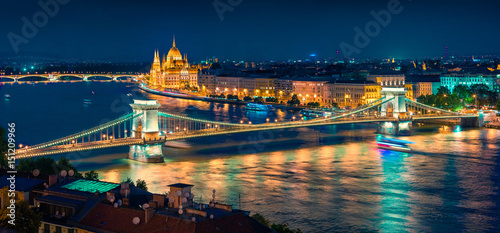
[79,203,272,233]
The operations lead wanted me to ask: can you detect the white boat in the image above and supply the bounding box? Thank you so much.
[127,93,132,96]
[4,94,10,99]
[244,103,275,111]
[376,135,414,152]
[300,109,333,118]
[83,99,92,105]
[163,141,191,149]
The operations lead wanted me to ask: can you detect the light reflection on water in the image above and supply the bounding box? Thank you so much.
[86,129,500,232]
[1,82,500,232]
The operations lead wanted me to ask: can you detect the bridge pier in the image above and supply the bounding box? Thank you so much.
[378,118,412,136]
[128,99,164,163]
[460,115,483,128]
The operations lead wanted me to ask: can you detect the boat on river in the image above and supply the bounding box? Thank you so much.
[163,140,191,149]
[376,135,414,152]
[244,103,275,112]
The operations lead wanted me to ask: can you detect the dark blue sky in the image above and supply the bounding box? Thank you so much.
[1,0,499,61]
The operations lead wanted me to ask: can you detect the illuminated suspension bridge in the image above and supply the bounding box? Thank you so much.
[15,87,479,162]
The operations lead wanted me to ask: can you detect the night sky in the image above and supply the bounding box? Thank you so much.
[1,0,499,61]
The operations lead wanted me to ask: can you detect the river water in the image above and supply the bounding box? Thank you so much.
[1,82,499,232]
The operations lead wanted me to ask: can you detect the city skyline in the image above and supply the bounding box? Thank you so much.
[1,0,499,61]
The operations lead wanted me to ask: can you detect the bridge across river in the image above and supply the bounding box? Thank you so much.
[0,73,143,83]
[15,87,480,162]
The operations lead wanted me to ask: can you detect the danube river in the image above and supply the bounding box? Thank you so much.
[1,82,499,232]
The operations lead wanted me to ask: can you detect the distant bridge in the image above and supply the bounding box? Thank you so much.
[15,87,479,162]
[0,73,144,83]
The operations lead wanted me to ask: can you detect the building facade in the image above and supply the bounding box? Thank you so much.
[367,74,406,87]
[412,82,434,99]
[324,82,381,108]
[148,37,200,89]
[293,80,327,103]
[440,73,500,93]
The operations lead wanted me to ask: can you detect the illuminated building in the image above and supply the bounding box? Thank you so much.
[367,74,406,87]
[292,80,327,103]
[440,73,500,93]
[254,78,276,98]
[149,37,200,89]
[412,82,433,99]
[274,79,294,102]
[324,82,381,107]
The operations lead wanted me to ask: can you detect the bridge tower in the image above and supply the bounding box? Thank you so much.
[378,87,412,135]
[128,99,164,163]
[380,87,407,118]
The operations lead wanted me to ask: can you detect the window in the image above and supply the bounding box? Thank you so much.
[44,224,50,233]
[56,226,62,233]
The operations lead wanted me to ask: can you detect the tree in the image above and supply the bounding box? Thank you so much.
[17,157,82,177]
[122,177,134,186]
[251,213,302,233]
[254,97,264,103]
[251,213,270,227]
[287,94,300,106]
[469,84,492,106]
[306,102,320,108]
[57,157,82,177]
[0,201,43,233]
[243,96,253,102]
[452,84,470,101]
[84,170,99,181]
[496,99,500,111]
[0,127,8,169]
[271,222,304,233]
[437,86,451,95]
[135,179,148,191]
[265,97,277,103]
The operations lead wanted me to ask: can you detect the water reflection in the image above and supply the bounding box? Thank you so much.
[2,83,500,232]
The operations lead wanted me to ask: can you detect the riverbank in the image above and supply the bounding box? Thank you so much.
[139,83,303,110]
[139,84,248,105]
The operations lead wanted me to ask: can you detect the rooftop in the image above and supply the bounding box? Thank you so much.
[0,175,44,192]
[79,203,272,233]
[61,179,120,193]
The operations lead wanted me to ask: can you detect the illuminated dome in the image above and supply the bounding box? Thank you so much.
[166,37,182,61]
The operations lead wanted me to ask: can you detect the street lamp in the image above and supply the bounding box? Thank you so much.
[266,118,270,124]
[275,119,278,123]
[240,120,243,124]
[292,116,296,121]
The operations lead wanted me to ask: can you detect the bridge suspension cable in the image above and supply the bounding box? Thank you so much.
[19,112,142,153]
[405,98,462,115]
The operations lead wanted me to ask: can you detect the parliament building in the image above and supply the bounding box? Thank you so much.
[149,37,200,89]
